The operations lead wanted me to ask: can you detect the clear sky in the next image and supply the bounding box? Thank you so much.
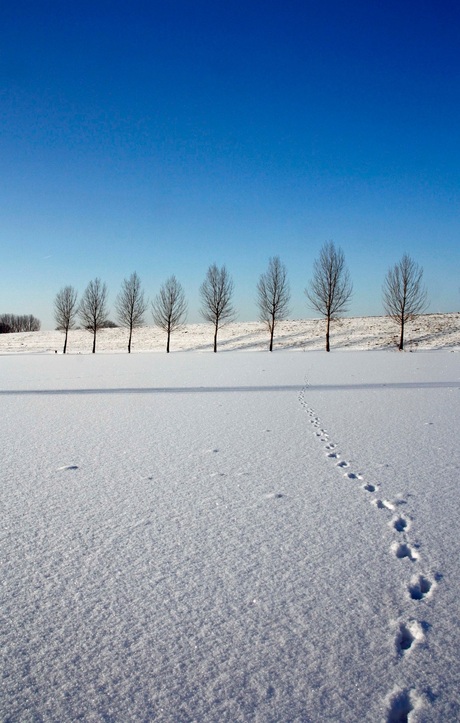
[1,0,459,330]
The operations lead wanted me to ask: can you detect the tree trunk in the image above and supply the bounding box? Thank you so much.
[63,328,68,354]
[399,317,404,350]
[166,329,170,353]
[213,324,218,353]
[92,330,96,354]
[128,326,132,354]
[269,316,274,352]
[325,315,331,352]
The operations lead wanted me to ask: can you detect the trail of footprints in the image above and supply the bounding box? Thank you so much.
[299,387,438,722]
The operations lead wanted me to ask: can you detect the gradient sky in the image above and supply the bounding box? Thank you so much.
[1,0,459,330]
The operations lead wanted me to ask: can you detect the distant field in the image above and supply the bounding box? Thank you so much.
[0,312,459,354]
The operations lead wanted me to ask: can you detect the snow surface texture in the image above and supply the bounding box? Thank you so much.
[0,312,459,354]
[1,350,459,721]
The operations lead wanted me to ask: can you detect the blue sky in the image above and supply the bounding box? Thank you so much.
[1,0,459,330]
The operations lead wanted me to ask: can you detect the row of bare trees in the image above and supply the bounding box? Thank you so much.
[54,273,188,354]
[255,245,427,352]
[0,313,41,333]
[53,245,428,353]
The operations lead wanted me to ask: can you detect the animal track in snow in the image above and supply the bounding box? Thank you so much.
[57,464,78,471]
[395,620,424,655]
[385,687,421,722]
[409,574,434,601]
[299,383,435,721]
[392,541,419,562]
[344,471,363,480]
[392,515,410,533]
[373,499,396,511]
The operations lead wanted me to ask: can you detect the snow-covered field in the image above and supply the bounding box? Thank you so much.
[0,312,459,354]
[1,326,459,720]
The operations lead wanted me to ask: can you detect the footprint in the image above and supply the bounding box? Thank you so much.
[385,687,420,722]
[336,460,350,469]
[395,620,424,655]
[325,443,337,450]
[392,541,419,562]
[363,483,378,493]
[373,499,396,511]
[57,465,78,471]
[409,574,434,601]
[392,516,409,533]
[344,472,362,480]
[326,452,340,459]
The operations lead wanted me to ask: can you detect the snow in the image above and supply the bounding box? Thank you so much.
[0,312,459,354]
[1,333,460,720]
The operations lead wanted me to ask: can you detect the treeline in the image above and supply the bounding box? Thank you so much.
[54,244,428,354]
[0,314,41,333]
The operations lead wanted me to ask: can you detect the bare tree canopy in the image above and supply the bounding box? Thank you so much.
[115,272,148,353]
[54,285,78,353]
[305,241,353,352]
[200,264,236,352]
[257,256,291,351]
[79,278,109,354]
[382,253,428,350]
[152,275,187,353]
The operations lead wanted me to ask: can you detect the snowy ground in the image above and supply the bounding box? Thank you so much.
[0,312,459,354]
[1,347,459,721]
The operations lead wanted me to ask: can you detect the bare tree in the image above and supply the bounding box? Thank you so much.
[382,253,428,350]
[115,272,148,353]
[305,242,353,352]
[200,264,236,352]
[152,275,187,353]
[257,256,291,351]
[79,278,109,353]
[54,286,78,353]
